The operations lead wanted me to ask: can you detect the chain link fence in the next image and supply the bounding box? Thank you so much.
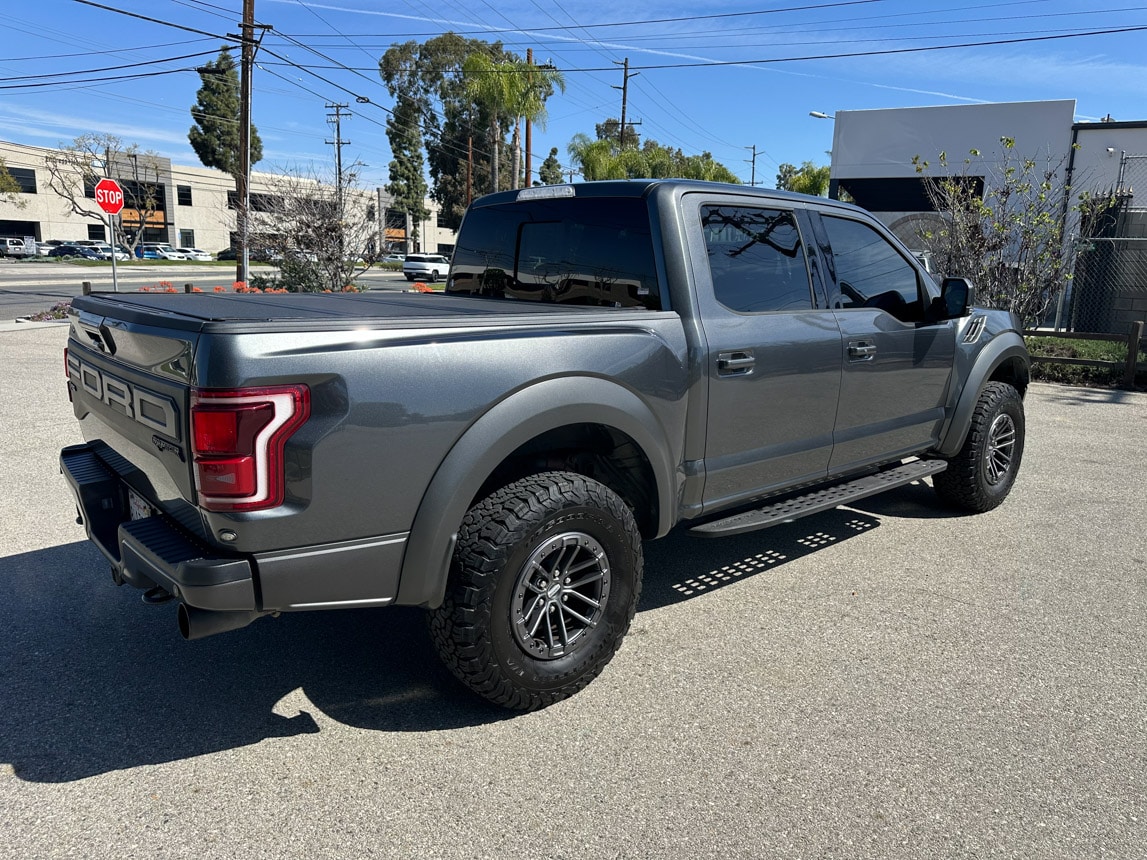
[1058,154,1147,333]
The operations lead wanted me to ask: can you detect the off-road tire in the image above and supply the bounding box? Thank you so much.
[429,471,643,711]
[933,381,1025,512]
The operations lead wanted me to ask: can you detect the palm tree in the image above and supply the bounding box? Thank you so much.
[463,53,565,192]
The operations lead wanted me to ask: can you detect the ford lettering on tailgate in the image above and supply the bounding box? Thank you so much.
[67,352,180,440]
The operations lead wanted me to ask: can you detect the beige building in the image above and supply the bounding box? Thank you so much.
[0,139,456,255]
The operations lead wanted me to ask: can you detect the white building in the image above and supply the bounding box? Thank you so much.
[827,100,1147,332]
[0,139,456,255]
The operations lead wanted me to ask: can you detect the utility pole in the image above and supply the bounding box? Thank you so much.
[525,48,533,187]
[236,0,255,285]
[325,102,351,262]
[744,145,760,186]
[325,103,351,207]
[376,186,385,257]
[612,58,640,148]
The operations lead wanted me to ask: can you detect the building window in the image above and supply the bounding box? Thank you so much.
[178,230,195,247]
[177,185,193,206]
[87,224,106,241]
[7,167,37,194]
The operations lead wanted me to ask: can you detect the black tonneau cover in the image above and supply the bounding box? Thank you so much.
[71,289,658,333]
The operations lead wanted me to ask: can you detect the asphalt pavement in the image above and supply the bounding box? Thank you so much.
[1,324,1144,859]
[0,259,409,320]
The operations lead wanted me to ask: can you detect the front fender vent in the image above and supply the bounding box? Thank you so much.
[962,314,987,344]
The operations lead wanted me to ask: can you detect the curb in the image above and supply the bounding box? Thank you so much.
[0,317,70,332]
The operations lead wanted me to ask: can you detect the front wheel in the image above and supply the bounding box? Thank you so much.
[429,471,643,710]
[429,270,439,282]
[932,381,1025,512]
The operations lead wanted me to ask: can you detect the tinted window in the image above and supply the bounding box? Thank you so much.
[821,215,921,319]
[701,205,812,312]
[177,185,193,206]
[448,197,661,310]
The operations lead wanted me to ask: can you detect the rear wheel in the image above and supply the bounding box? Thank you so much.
[429,471,643,710]
[933,381,1025,512]
[429,269,440,282]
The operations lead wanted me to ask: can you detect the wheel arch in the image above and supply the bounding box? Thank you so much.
[396,376,679,608]
[936,332,1030,458]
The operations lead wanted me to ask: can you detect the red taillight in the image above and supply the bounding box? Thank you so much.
[190,384,310,512]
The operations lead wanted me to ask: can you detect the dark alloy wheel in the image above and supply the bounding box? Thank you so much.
[429,471,643,710]
[933,381,1025,512]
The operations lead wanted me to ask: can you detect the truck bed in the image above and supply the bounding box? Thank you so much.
[71,289,657,333]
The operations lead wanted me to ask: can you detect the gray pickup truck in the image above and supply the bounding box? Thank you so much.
[60,180,1029,710]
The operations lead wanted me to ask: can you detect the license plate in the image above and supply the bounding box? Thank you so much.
[128,488,153,521]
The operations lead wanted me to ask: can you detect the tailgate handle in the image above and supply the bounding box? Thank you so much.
[718,350,755,376]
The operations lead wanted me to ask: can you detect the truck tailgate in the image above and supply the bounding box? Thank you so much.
[65,306,202,535]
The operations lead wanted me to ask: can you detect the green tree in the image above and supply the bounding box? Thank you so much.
[595,118,640,149]
[539,147,563,185]
[462,52,564,193]
[386,94,429,244]
[775,161,829,195]
[379,34,508,229]
[188,49,263,175]
[0,157,24,206]
[912,137,1076,326]
[568,133,740,184]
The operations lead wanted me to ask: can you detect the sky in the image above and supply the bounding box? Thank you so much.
[2,0,1146,191]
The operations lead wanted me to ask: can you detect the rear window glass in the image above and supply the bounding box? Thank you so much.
[447,196,662,310]
[701,205,813,313]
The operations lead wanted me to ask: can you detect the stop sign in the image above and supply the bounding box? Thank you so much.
[94,178,124,215]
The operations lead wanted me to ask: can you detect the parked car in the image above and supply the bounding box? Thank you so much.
[0,237,32,258]
[402,253,451,282]
[47,244,102,260]
[135,243,188,260]
[90,243,130,261]
[177,248,214,262]
[382,254,405,263]
[37,239,65,256]
[216,248,237,261]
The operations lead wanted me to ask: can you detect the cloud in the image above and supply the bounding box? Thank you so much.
[0,102,191,147]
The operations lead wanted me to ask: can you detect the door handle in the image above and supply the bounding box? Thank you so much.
[717,350,755,376]
[848,341,876,361]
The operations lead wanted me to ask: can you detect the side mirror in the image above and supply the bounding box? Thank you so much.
[938,277,974,319]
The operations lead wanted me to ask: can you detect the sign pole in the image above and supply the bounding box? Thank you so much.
[94,177,125,292]
[108,213,119,292]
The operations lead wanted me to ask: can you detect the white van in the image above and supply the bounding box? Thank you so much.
[0,237,31,258]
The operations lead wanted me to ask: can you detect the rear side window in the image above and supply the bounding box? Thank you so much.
[701,205,813,312]
[448,197,662,310]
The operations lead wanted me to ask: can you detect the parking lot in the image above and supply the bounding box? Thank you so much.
[1,323,1144,859]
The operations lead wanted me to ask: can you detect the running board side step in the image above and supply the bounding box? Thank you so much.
[688,460,947,538]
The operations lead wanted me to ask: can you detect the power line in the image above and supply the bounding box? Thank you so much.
[0,38,216,63]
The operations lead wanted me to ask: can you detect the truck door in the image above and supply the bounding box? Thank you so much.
[812,211,956,473]
[691,200,842,512]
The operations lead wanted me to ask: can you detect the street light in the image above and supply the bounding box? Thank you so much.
[809,111,835,120]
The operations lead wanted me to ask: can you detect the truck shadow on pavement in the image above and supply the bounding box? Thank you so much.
[0,486,952,782]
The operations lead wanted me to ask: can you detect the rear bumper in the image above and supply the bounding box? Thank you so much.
[60,444,257,611]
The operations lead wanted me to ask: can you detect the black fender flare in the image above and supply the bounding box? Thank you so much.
[396,376,680,608]
[935,331,1030,458]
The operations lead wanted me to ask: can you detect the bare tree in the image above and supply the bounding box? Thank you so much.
[912,137,1076,327]
[247,163,378,292]
[43,134,164,254]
